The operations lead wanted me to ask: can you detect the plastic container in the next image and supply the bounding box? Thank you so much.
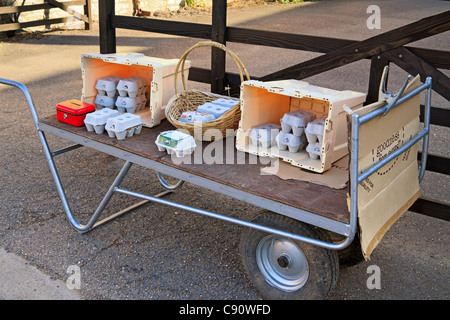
[275,131,306,153]
[95,94,117,109]
[105,113,143,140]
[81,52,191,128]
[84,108,119,134]
[117,76,147,97]
[179,111,215,123]
[95,76,123,97]
[197,102,231,119]
[211,98,239,109]
[56,99,95,127]
[155,130,196,158]
[280,110,316,136]
[305,116,327,145]
[248,123,281,149]
[236,79,366,172]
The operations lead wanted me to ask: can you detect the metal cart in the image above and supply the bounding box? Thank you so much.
[0,72,432,300]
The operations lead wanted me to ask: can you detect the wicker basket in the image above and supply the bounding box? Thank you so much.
[165,41,250,141]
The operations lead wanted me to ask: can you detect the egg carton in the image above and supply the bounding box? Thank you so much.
[117,77,147,97]
[197,102,231,119]
[211,98,239,109]
[84,108,120,134]
[95,94,117,109]
[95,76,123,97]
[305,116,327,144]
[155,130,196,158]
[306,142,322,160]
[280,110,316,136]
[276,131,306,153]
[115,95,147,113]
[179,111,215,123]
[105,114,143,140]
[248,123,281,149]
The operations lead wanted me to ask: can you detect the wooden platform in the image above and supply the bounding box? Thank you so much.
[40,115,350,224]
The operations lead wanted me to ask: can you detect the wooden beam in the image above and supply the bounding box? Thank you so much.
[259,10,450,81]
[382,47,450,101]
[45,0,89,23]
[0,17,69,32]
[112,15,211,39]
[0,1,85,14]
[409,197,450,221]
[109,16,450,70]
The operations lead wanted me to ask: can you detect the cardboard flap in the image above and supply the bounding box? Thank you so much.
[349,75,422,259]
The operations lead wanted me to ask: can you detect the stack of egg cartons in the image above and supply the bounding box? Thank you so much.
[275,110,316,153]
[305,116,327,160]
[115,77,148,113]
[95,76,123,109]
[178,98,238,124]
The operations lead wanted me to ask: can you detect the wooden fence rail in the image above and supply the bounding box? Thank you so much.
[98,0,449,221]
[0,0,91,32]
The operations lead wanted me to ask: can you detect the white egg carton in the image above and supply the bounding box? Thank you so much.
[115,95,147,113]
[305,116,327,145]
[105,113,143,140]
[197,102,230,119]
[306,142,322,160]
[248,123,281,149]
[155,130,196,158]
[84,108,120,134]
[280,110,316,136]
[179,111,215,123]
[211,98,239,109]
[95,94,117,109]
[117,77,147,97]
[276,131,307,153]
[95,76,123,97]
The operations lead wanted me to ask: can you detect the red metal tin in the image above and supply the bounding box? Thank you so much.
[56,99,95,127]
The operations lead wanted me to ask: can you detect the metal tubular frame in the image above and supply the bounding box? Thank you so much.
[0,77,431,250]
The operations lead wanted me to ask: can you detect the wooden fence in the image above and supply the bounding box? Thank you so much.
[97,0,449,221]
[0,0,91,33]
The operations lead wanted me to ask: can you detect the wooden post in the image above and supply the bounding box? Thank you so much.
[365,55,389,105]
[84,0,92,30]
[99,0,116,54]
[211,0,227,93]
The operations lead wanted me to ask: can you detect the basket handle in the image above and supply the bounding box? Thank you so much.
[174,41,251,94]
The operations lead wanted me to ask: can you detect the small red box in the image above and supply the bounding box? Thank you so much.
[56,99,95,127]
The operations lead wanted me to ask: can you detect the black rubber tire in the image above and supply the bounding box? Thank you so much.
[329,231,366,267]
[239,211,339,300]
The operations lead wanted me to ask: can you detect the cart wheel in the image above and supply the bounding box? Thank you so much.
[239,211,339,300]
[329,231,365,267]
[156,172,184,191]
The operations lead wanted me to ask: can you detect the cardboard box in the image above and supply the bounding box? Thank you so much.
[81,52,191,128]
[236,80,366,173]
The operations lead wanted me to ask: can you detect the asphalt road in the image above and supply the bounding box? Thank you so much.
[0,0,448,301]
